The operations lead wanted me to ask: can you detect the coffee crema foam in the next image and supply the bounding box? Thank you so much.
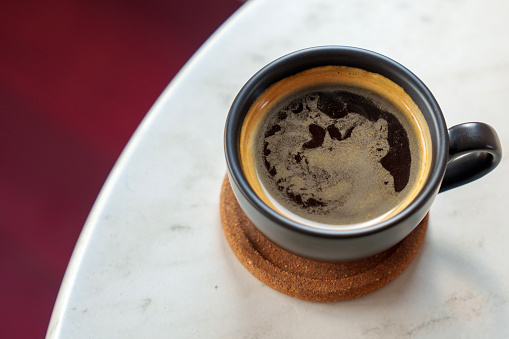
[240,66,432,228]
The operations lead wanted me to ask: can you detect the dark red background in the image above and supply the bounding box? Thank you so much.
[0,0,242,337]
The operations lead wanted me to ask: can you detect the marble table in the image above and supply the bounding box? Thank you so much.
[47,0,509,337]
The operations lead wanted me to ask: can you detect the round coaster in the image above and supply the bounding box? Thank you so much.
[220,176,428,302]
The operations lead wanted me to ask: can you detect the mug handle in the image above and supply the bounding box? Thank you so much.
[439,122,502,193]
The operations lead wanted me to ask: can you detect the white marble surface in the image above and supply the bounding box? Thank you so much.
[47,0,509,337]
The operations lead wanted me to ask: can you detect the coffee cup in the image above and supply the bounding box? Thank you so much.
[224,46,502,262]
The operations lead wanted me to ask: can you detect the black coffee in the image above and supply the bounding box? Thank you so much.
[254,88,422,224]
[241,66,430,226]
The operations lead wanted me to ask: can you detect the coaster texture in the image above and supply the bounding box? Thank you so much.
[220,176,428,302]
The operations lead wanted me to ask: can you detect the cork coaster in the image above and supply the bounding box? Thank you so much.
[220,176,428,302]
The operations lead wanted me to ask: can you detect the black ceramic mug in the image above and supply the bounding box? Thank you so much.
[224,46,502,262]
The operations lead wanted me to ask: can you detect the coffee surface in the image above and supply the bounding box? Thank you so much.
[241,66,430,226]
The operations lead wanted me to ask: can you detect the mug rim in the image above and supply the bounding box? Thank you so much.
[224,46,448,238]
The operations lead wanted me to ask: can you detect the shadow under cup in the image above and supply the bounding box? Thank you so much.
[224,46,502,262]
